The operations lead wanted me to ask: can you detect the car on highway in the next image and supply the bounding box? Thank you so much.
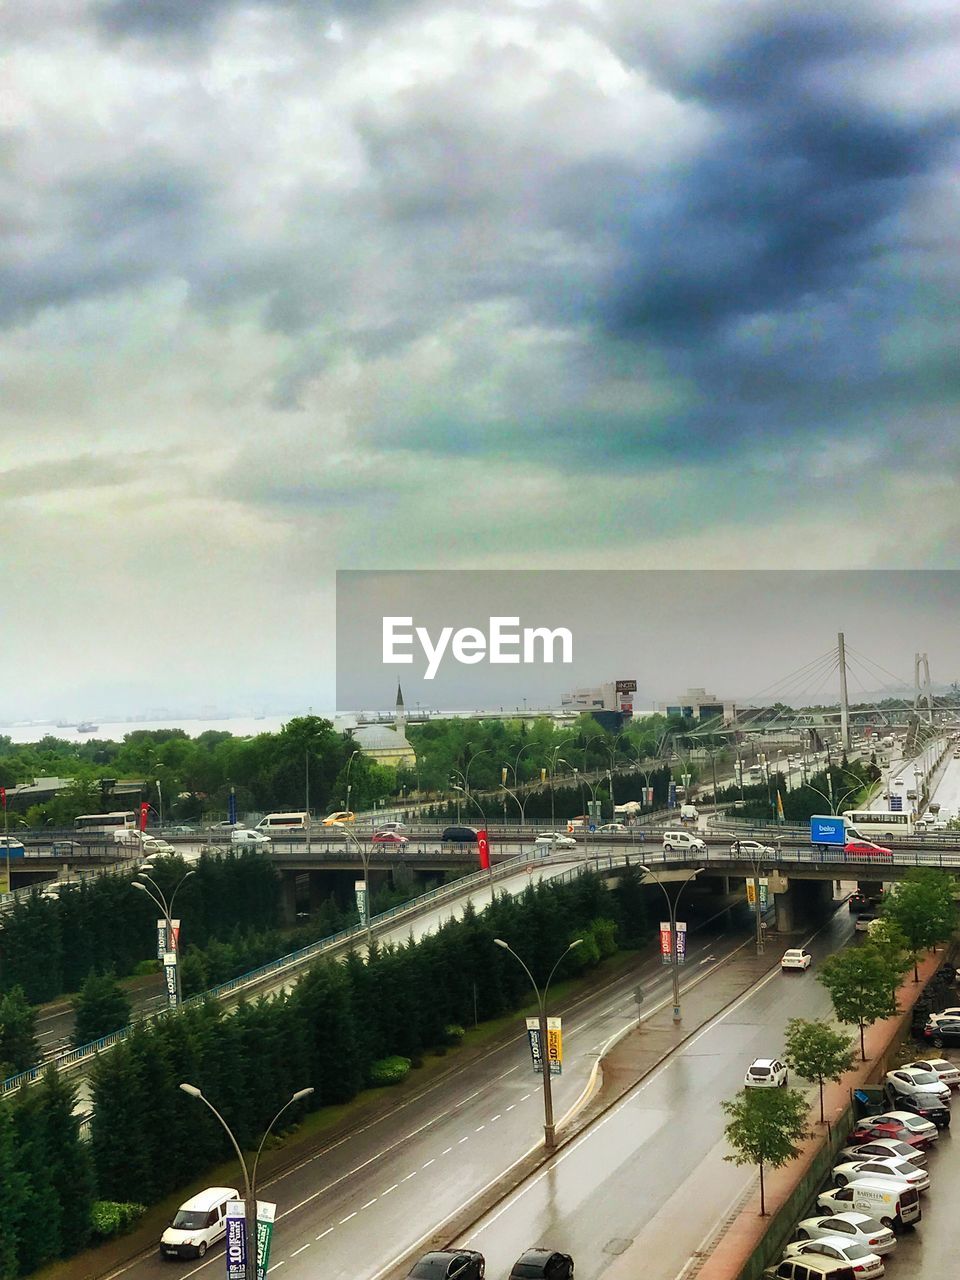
[375,820,408,832]
[371,831,409,845]
[792,1213,896,1256]
[441,826,478,843]
[781,949,812,972]
[160,1186,239,1259]
[846,1118,931,1149]
[745,1058,788,1088]
[322,810,355,825]
[730,839,776,856]
[507,1247,574,1278]
[854,912,877,932]
[838,1139,926,1167]
[903,1057,960,1088]
[873,1109,940,1141]
[598,823,628,834]
[663,830,706,853]
[921,1017,960,1048]
[843,840,892,859]
[782,1238,884,1279]
[406,1249,485,1279]
[830,1157,929,1191]
[534,833,577,849]
[884,1067,951,1106]
[231,828,272,845]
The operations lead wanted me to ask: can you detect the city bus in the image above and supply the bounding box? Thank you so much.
[841,809,915,840]
[73,811,137,836]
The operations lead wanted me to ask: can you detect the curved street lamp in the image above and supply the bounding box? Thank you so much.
[132,867,195,1006]
[638,865,702,1024]
[180,1084,313,1280]
[493,937,582,1150]
[333,822,373,950]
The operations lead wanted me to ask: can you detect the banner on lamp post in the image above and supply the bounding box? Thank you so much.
[525,1017,562,1075]
[675,922,687,964]
[255,1202,276,1280]
[659,922,672,964]
[354,879,367,924]
[156,919,167,961]
[163,951,178,1007]
[225,1201,275,1280]
[476,829,490,870]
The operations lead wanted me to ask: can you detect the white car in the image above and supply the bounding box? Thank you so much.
[905,1058,960,1089]
[928,1006,960,1023]
[884,1067,951,1106]
[375,821,407,832]
[114,828,142,846]
[730,839,776,856]
[839,1139,925,1167]
[792,1213,896,1256]
[873,1111,938,1143]
[598,823,629,834]
[745,1058,788,1088]
[831,1158,929,1191]
[783,1237,884,1278]
[534,833,577,848]
[781,949,812,972]
[231,828,272,845]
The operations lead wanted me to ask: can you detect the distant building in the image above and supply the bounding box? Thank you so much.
[659,688,736,724]
[562,679,638,717]
[350,685,417,769]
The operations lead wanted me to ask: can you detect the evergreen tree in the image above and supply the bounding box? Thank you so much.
[90,1041,152,1199]
[11,1084,64,1271]
[71,971,132,1048]
[0,1099,28,1280]
[0,985,39,1075]
[33,1068,95,1254]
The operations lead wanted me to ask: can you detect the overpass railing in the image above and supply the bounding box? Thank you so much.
[0,850,586,1098]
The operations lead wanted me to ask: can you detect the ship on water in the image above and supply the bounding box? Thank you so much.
[77,721,99,733]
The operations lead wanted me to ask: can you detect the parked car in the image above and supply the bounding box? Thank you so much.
[928,1005,960,1021]
[782,1238,884,1279]
[507,1248,574,1278]
[534,833,577,848]
[815,1177,921,1229]
[884,1068,951,1107]
[846,1118,931,1149]
[745,1058,788,1088]
[781,949,812,972]
[873,1110,940,1142]
[441,826,478,844]
[921,1018,960,1048]
[762,1259,856,1280]
[730,839,776,856]
[880,1100,947,1131]
[838,1139,925,1167]
[231,828,272,845]
[830,1158,929,1192]
[406,1250,485,1279]
[371,831,409,845]
[160,1186,239,1259]
[792,1213,896,1256]
[903,1057,960,1088]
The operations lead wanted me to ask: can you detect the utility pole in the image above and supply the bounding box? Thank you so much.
[838,631,850,752]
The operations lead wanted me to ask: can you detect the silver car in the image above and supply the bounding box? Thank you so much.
[793,1213,896,1256]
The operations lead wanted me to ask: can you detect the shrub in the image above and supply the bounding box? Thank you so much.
[442,1023,465,1045]
[368,1055,412,1086]
[132,959,160,977]
[90,1201,147,1239]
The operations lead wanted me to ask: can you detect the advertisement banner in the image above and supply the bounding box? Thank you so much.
[476,829,490,871]
[170,919,180,951]
[645,787,654,807]
[225,1204,246,1280]
[163,951,178,1007]
[659,922,672,964]
[156,919,167,961]
[675,922,687,964]
[525,1016,543,1073]
[668,781,677,809]
[255,1202,276,1280]
[228,788,238,826]
[546,1017,562,1075]
[354,879,367,924]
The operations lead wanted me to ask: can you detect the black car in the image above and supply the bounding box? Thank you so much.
[407,1250,485,1279]
[884,1084,951,1128]
[509,1248,574,1279]
[440,826,478,844]
[923,1017,960,1049]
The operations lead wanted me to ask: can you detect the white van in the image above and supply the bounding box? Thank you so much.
[160,1186,239,1258]
[662,830,707,853]
[255,812,308,831]
[231,828,272,846]
[680,803,699,821]
[816,1177,921,1230]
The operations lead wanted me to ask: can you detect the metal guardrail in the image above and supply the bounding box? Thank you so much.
[0,851,587,1097]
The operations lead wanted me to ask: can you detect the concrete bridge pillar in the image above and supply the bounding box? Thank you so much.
[278,870,298,926]
[774,889,795,934]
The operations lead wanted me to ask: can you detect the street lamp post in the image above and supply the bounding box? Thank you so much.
[336,823,373,949]
[131,867,196,1006]
[156,780,163,831]
[179,1084,313,1280]
[493,938,582,1151]
[344,749,360,815]
[452,785,492,875]
[639,865,702,1023]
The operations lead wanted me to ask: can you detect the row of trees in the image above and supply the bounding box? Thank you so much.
[723,867,958,1215]
[0,869,651,1278]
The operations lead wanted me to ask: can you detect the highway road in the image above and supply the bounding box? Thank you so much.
[107,911,768,1280]
[452,903,857,1280]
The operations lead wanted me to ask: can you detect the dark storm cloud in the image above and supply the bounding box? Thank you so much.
[0,164,212,326]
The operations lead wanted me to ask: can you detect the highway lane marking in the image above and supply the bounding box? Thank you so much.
[402,1171,418,1181]
[458,1135,470,1143]
[441,1147,453,1155]
[422,1159,435,1168]
[475,1124,485,1131]
[315,1229,333,1240]
[268,1263,284,1272]
[339,1212,357,1224]
[490,1114,501,1122]
[289,1244,310,1257]
[382,1184,398,1195]
[361,1198,378,1210]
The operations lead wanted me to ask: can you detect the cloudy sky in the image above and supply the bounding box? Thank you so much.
[2,0,958,718]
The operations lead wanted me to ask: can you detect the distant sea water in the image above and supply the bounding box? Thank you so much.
[1,714,339,745]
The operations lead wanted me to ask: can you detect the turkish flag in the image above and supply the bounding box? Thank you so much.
[0,786,6,809]
[139,802,149,831]
[476,829,490,871]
